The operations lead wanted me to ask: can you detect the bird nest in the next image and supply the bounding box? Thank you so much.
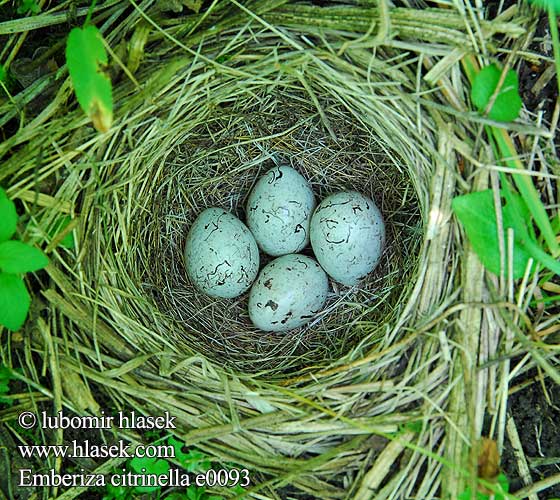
[1,1,539,498]
[133,90,421,374]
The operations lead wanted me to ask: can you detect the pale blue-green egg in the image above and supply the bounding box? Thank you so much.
[246,165,316,256]
[184,208,259,298]
[248,254,329,332]
[310,191,385,286]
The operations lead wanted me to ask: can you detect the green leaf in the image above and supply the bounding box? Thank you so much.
[452,190,532,279]
[401,421,423,434]
[0,241,49,274]
[471,64,522,122]
[165,493,188,500]
[186,487,207,500]
[182,0,203,13]
[168,439,211,472]
[65,25,113,133]
[457,473,509,500]
[0,64,7,83]
[0,189,18,242]
[49,215,75,249]
[0,273,30,331]
[528,0,560,13]
[129,456,169,493]
[103,482,132,500]
[17,0,41,15]
[0,365,13,405]
[169,437,191,463]
[0,365,12,385]
[497,473,510,492]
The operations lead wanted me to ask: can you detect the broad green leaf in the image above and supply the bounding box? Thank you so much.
[66,25,113,133]
[0,273,30,331]
[129,456,170,493]
[0,189,18,242]
[0,241,49,273]
[452,190,532,279]
[528,0,560,13]
[471,64,522,122]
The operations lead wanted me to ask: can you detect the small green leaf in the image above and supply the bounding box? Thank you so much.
[66,25,113,133]
[182,0,203,13]
[129,456,169,493]
[471,64,522,122]
[102,481,132,500]
[17,0,41,15]
[0,189,18,242]
[0,273,30,331]
[169,437,191,463]
[49,215,76,249]
[0,365,12,384]
[457,473,509,500]
[0,241,49,274]
[402,421,423,434]
[168,439,210,472]
[452,190,532,279]
[497,473,510,492]
[0,64,7,83]
[186,487,207,500]
[0,365,14,405]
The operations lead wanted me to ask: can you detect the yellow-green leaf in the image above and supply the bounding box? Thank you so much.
[65,25,113,133]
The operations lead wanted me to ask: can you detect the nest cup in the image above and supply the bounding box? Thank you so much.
[100,78,423,375]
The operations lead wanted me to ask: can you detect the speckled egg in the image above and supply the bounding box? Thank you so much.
[310,191,385,286]
[248,254,329,332]
[246,165,316,256]
[184,208,259,299]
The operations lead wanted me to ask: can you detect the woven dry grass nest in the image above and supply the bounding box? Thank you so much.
[3,1,550,498]
[132,91,421,374]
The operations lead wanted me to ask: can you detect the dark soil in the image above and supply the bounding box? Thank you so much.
[502,378,560,499]
[481,3,560,497]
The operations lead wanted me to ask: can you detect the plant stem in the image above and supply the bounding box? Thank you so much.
[548,6,560,99]
[491,127,560,256]
[84,0,98,26]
